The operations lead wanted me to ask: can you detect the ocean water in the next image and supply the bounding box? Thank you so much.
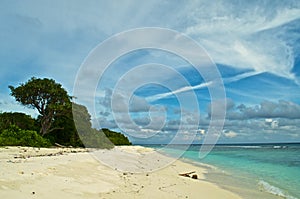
[147,143,300,199]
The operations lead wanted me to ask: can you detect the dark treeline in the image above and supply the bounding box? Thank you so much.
[0,77,131,148]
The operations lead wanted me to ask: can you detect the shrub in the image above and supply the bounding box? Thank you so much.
[0,125,51,147]
[102,128,132,146]
[0,112,38,133]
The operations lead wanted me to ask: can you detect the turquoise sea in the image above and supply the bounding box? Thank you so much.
[146,143,300,199]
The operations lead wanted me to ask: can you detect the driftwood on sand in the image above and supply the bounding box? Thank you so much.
[179,171,198,179]
[54,143,67,148]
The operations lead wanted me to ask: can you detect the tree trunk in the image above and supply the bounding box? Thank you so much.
[40,114,53,136]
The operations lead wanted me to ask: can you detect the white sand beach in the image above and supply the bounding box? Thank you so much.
[0,146,242,199]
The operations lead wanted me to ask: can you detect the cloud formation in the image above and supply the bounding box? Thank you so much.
[184,1,300,81]
[1,1,300,144]
[225,100,300,120]
[223,130,238,138]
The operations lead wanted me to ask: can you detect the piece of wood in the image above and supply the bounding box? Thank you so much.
[179,171,196,177]
[54,143,66,148]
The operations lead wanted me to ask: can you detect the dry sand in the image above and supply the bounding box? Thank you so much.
[0,146,242,199]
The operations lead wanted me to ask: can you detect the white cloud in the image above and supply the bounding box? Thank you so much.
[265,118,273,123]
[271,120,279,129]
[198,129,206,135]
[265,118,279,129]
[223,130,238,138]
[184,1,299,81]
[226,100,300,120]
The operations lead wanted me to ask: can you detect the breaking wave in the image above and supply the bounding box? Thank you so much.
[258,180,298,199]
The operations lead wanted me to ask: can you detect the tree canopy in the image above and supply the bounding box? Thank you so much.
[9,77,71,136]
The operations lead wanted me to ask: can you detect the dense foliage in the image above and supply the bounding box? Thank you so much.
[0,125,51,147]
[0,77,132,148]
[102,128,131,145]
[43,103,83,147]
[72,103,113,148]
[0,112,38,132]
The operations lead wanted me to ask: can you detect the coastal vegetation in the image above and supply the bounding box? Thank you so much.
[0,77,131,148]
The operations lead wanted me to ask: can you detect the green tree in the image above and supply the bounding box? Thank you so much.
[9,77,71,136]
[0,112,38,133]
[45,103,84,147]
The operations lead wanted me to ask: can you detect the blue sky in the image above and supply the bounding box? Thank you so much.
[1,0,300,144]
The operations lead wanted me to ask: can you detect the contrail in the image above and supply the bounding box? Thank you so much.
[222,71,261,84]
[147,71,261,102]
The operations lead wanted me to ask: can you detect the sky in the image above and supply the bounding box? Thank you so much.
[0,0,300,144]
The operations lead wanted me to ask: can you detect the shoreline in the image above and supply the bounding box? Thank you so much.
[0,146,242,199]
[178,157,284,199]
[168,146,293,199]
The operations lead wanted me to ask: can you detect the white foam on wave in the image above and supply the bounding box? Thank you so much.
[258,180,298,199]
[223,145,262,149]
